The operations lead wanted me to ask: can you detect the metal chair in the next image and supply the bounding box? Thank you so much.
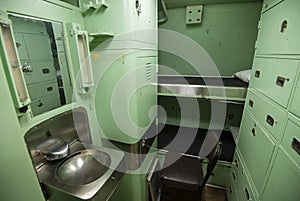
[160,142,222,201]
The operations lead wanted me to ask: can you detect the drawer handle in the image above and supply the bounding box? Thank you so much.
[252,128,256,137]
[291,138,300,155]
[245,188,251,201]
[249,99,254,108]
[47,87,53,92]
[255,70,260,78]
[37,101,43,107]
[229,186,233,194]
[280,20,288,33]
[232,172,236,180]
[235,159,239,168]
[276,76,288,87]
[42,68,50,74]
[266,115,275,127]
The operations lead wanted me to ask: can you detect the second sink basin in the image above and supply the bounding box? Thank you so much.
[56,149,111,186]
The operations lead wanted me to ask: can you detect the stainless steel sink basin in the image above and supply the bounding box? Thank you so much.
[38,142,125,200]
[56,149,111,186]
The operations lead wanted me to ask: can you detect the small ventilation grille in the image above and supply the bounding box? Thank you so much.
[145,62,152,81]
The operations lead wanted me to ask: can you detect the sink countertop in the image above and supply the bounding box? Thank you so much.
[37,140,125,200]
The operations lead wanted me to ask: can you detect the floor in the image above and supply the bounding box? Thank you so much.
[201,186,227,201]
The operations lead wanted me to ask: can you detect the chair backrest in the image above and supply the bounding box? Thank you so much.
[201,142,222,187]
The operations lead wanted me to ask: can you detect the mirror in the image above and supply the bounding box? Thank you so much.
[9,14,72,116]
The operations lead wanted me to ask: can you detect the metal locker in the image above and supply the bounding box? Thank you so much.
[290,77,300,119]
[238,111,276,196]
[22,61,57,84]
[255,3,281,55]
[226,169,239,201]
[261,148,300,201]
[30,93,61,116]
[250,57,299,108]
[281,118,300,167]
[276,0,300,54]
[261,0,284,13]
[27,80,59,100]
[22,33,53,61]
[9,15,47,35]
[14,32,29,61]
[235,170,257,201]
[245,90,287,142]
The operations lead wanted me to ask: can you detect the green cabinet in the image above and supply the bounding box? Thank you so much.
[250,57,299,108]
[23,33,53,61]
[245,90,287,141]
[27,80,59,99]
[14,32,29,61]
[290,77,300,119]
[261,0,283,13]
[256,3,281,54]
[257,0,300,55]
[226,170,239,201]
[22,61,57,84]
[227,150,259,201]
[261,148,300,201]
[281,118,300,167]
[31,93,61,116]
[228,1,300,201]
[238,111,276,196]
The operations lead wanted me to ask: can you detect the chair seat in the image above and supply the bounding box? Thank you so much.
[161,152,203,192]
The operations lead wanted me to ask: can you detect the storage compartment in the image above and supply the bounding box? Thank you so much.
[27,80,59,100]
[261,0,284,13]
[246,90,287,141]
[250,57,299,108]
[31,93,61,116]
[290,77,300,119]
[22,61,57,85]
[235,170,257,201]
[238,111,276,196]
[281,118,300,167]
[257,0,300,55]
[226,169,238,201]
[261,148,300,201]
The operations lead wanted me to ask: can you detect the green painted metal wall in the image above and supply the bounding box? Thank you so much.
[0,55,45,201]
[0,1,102,201]
[158,2,262,76]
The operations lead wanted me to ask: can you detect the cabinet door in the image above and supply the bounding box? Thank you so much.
[261,0,283,13]
[226,169,239,201]
[22,61,57,84]
[290,77,300,119]
[14,33,29,61]
[238,111,276,196]
[31,93,61,116]
[257,0,300,55]
[246,90,287,141]
[256,3,281,55]
[27,80,59,99]
[277,0,300,54]
[23,33,53,61]
[250,58,299,108]
[262,149,300,201]
[236,171,257,201]
[281,119,300,167]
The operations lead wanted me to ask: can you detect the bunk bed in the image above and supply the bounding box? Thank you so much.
[157,75,250,165]
[158,75,249,102]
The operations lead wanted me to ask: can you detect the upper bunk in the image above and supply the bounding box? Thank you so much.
[158,75,249,102]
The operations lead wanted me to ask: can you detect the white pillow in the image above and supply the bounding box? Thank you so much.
[233,69,251,83]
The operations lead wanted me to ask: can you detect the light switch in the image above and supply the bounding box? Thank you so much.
[186,5,203,25]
